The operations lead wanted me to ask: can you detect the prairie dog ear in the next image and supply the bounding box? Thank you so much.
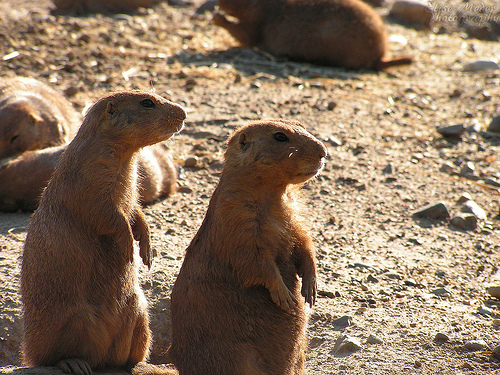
[238,132,250,151]
[28,112,43,125]
[106,101,115,115]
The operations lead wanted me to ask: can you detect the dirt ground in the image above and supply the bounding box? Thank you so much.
[0,0,500,374]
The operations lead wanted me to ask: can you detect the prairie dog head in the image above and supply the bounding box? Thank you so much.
[224,119,327,185]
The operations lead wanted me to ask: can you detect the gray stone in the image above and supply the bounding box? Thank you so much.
[463,60,500,72]
[478,305,493,317]
[484,177,500,187]
[383,162,394,174]
[486,286,500,299]
[440,162,457,175]
[332,335,362,354]
[366,334,383,344]
[459,162,475,177]
[488,115,500,133]
[462,200,487,220]
[463,339,487,351]
[457,192,472,204]
[450,214,478,231]
[430,287,452,297]
[434,332,449,342]
[332,315,353,327]
[413,202,450,220]
[437,124,465,137]
[389,0,433,27]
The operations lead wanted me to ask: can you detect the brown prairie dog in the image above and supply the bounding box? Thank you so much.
[214,0,412,70]
[21,91,185,375]
[0,142,177,212]
[168,119,327,374]
[0,77,80,159]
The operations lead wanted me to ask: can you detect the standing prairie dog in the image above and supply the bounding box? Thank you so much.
[0,76,80,159]
[214,0,412,70]
[168,119,327,374]
[21,91,185,375]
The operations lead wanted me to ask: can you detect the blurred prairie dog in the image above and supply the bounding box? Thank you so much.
[214,0,412,70]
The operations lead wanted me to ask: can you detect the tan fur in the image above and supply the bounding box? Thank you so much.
[20,91,185,375]
[0,77,80,159]
[52,0,157,14]
[0,142,177,212]
[214,0,412,70]
[167,119,327,374]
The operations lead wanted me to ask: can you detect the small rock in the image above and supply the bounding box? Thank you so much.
[459,162,475,177]
[463,60,500,72]
[404,279,416,287]
[328,136,342,146]
[177,186,193,194]
[366,274,379,283]
[437,124,466,137]
[184,156,198,168]
[440,162,457,175]
[332,335,362,354]
[487,115,500,133]
[463,339,487,351]
[366,334,383,344]
[450,214,478,231]
[413,202,450,220]
[389,0,433,27]
[493,345,500,358]
[382,162,394,174]
[484,177,500,187]
[332,315,353,327]
[430,287,451,297]
[457,192,472,204]
[195,0,217,14]
[462,200,486,220]
[478,305,493,317]
[434,332,450,342]
[486,286,500,299]
[464,24,497,41]
[327,101,337,111]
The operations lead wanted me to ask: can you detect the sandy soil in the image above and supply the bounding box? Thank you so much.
[0,0,499,374]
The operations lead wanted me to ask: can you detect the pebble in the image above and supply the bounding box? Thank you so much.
[487,115,500,133]
[493,345,500,357]
[366,274,379,283]
[430,287,451,297]
[457,192,472,204]
[382,162,394,174]
[439,162,457,175]
[463,339,487,351]
[413,202,450,220]
[462,200,486,220]
[389,0,433,27]
[463,59,500,72]
[366,334,383,344]
[459,162,475,177]
[332,315,353,327]
[332,335,362,354]
[450,214,478,231]
[177,186,193,194]
[437,124,465,137]
[434,332,449,342]
[184,156,198,168]
[478,305,493,317]
[486,286,500,299]
[327,101,337,111]
[484,177,500,187]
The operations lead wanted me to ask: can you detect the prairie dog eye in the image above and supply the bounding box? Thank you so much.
[273,132,289,142]
[140,99,155,108]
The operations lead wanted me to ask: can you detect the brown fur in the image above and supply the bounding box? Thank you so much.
[214,0,412,70]
[167,119,327,375]
[0,142,177,212]
[20,91,185,375]
[0,77,80,159]
[52,0,157,14]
